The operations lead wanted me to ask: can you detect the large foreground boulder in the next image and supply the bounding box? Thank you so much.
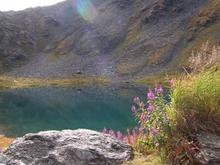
[0,129,133,165]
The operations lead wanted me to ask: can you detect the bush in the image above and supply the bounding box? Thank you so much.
[103,85,173,154]
[131,86,172,152]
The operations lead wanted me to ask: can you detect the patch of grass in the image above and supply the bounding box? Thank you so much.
[123,152,164,165]
[168,42,220,134]
[134,73,171,87]
[168,67,220,134]
[0,75,109,89]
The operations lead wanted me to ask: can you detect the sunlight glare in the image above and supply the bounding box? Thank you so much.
[76,0,98,23]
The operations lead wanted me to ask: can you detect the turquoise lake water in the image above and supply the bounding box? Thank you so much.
[0,85,145,137]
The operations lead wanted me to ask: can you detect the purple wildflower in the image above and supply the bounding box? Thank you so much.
[132,128,137,143]
[124,136,128,144]
[129,135,134,145]
[152,128,158,136]
[147,104,154,112]
[169,79,175,87]
[131,105,137,113]
[109,129,116,137]
[139,127,143,134]
[140,113,147,122]
[147,89,155,100]
[155,85,163,95]
[133,96,141,105]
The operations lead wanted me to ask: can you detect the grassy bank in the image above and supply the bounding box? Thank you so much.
[0,75,109,89]
[123,152,163,165]
[163,65,220,163]
[134,74,169,87]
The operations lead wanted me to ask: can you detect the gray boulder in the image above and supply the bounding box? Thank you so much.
[194,132,220,165]
[0,129,133,165]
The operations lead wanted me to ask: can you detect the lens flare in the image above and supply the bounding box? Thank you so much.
[76,0,97,23]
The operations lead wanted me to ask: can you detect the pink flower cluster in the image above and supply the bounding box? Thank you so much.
[102,84,171,149]
[102,128,139,145]
[130,85,167,139]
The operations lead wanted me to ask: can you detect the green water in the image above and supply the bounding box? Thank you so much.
[0,85,145,137]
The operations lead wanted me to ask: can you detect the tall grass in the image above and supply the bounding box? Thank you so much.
[170,69,220,134]
[169,42,220,134]
[161,43,220,164]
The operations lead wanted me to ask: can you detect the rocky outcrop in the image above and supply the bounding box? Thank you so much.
[0,129,133,165]
[194,132,220,165]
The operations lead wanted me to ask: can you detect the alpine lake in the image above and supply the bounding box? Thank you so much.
[0,85,146,137]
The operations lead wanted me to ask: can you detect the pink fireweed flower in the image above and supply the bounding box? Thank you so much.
[129,135,134,145]
[155,85,163,95]
[124,136,129,144]
[131,105,137,113]
[147,104,154,112]
[147,89,155,100]
[133,96,141,105]
[132,128,138,143]
[140,113,147,122]
[152,128,158,136]
[169,79,175,87]
[109,129,116,137]
[117,131,123,141]
[139,127,144,134]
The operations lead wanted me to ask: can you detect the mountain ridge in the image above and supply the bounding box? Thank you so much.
[0,0,219,78]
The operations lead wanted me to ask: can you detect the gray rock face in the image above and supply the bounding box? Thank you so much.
[0,129,133,165]
[194,132,220,165]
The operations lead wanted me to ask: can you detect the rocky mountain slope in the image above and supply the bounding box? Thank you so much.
[0,0,219,78]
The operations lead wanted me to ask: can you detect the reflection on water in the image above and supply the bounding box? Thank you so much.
[0,85,145,137]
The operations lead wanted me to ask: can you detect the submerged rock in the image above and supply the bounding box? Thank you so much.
[194,132,220,165]
[0,129,133,165]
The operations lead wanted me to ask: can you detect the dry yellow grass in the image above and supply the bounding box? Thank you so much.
[123,152,164,165]
[0,135,14,151]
